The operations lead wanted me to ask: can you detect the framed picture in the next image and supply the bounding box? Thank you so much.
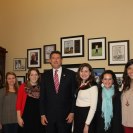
[93,68,105,83]
[61,35,84,58]
[115,72,123,89]
[62,64,80,72]
[88,37,106,60]
[27,48,41,68]
[108,40,129,65]
[13,58,26,71]
[17,76,25,85]
[43,44,56,63]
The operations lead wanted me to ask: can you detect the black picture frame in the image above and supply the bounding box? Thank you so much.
[88,37,106,60]
[27,48,41,68]
[61,35,84,58]
[62,64,80,72]
[43,44,56,64]
[108,40,129,65]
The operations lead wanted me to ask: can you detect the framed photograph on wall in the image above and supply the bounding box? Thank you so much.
[62,64,80,72]
[115,72,123,90]
[43,44,56,64]
[17,76,25,85]
[13,58,26,71]
[61,35,84,58]
[88,37,106,60]
[93,68,105,83]
[108,40,129,65]
[27,48,41,68]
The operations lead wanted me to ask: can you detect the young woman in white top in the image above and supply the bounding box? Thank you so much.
[121,59,133,133]
[73,63,98,133]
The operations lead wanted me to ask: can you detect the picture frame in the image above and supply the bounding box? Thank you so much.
[62,64,80,72]
[43,44,56,64]
[108,40,129,65]
[27,48,41,68]
[88,37,106,60]
[61,35,84,58]
[93,68,105,83]
[13,58,26,71]
[17,76,25,85]
[115,72,123,89]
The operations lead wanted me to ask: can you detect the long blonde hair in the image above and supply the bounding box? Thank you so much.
[5,72,19,94]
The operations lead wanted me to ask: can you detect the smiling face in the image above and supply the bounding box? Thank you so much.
[29,70,39,85]
[127,64,133,80]
[80,66,91,83]
[6,74,16,87]
[102,73,114,89]
[50,53,62,69]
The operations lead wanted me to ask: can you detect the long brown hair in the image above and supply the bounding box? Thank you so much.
[5,72,18,94]
[123,59,133,91]
[76,63,96,87]
[25,68,40,87]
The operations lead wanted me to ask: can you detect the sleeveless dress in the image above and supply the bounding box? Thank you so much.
[19,96,45,133]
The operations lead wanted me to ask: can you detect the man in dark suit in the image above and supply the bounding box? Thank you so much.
[40,51,77,133]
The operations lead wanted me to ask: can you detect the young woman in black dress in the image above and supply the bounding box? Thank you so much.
[16,68,45,133]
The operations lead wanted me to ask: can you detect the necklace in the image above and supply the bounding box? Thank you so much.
[125,99,129,106]
[80,81,89,86]
[79,81,90,90]
[124,89,133,106]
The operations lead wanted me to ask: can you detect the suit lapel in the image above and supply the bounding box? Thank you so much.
[49,70,55,90]
[58,68,66,92]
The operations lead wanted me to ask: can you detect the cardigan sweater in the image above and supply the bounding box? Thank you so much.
[0,88,17,124]
[121,88,133,127]
[16,83,27,116]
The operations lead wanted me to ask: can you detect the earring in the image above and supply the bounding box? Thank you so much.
[111,84,114,88]
[101,83,104,87]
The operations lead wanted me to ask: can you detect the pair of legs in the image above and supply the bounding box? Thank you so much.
[45,121,72,133]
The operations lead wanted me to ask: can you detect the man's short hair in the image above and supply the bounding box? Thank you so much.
[50,51,62,59]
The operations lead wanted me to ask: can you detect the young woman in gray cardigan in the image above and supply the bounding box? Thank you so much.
[0,72,18,133]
